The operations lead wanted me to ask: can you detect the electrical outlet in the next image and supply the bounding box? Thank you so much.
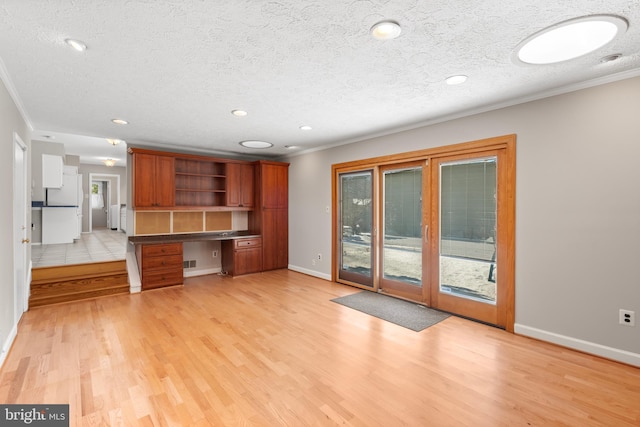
[619,309,635,326]
[212,250,218,258]
[317,253,322,261]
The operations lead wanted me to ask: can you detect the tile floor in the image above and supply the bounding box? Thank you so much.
[31,227,127,268]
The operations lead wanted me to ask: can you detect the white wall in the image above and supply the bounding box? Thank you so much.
[0,76,31,367]
[286,75,640,366]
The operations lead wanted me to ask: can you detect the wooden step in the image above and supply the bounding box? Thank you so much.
[30,260,129,307]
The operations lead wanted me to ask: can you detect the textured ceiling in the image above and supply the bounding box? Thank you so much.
[1,0,639,166]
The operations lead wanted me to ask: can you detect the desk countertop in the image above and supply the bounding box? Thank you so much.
[128,231,260,245]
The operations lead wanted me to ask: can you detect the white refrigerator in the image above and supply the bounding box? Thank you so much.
[43,166,83,244]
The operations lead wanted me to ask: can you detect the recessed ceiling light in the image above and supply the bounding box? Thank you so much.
[65,38,87,52]
[103,159,116,167]
[515,15,627,65]
[299,125,312,131]
[232,109,248,117]
[370,20,402,40]
[445,75,468,85]
[107,138,124,145]
[239,140,273,149]
[42,135,55,139]
[111,118,129,125]
[285,145,299,149]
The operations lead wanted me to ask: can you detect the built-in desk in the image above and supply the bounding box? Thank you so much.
[129,231,262,289]
[128,231,260,245]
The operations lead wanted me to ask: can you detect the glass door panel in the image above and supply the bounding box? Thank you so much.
[432,154,500,325]
[380,164,425,300]
[338,170,374,287]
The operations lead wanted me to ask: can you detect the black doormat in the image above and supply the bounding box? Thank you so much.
[331,291,450,332]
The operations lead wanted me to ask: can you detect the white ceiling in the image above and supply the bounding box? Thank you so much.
[1,1,640,167]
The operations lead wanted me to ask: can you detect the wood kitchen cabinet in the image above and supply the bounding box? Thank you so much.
[221,237,262,276]
[175,157,227,207]
[135,242,183,290]
[133,153,175,208]
[226,162,254,208]
[251,161,289,271]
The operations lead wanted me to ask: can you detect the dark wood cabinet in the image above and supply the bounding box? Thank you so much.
[135,242,183,290]
[251,161,289,271]
[175,157,226,207]
[133,153,175,208]
[221,237,262,276]
[226,163,254,208]
[260,162,288,209]
[261,208,288,271]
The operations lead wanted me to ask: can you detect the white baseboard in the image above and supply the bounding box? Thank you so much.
[515,323,640,367]
[0,323,18,370]
[288,264,332,281]
[184,267,222,278]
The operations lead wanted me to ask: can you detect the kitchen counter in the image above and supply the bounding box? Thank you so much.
[128,230,261,245]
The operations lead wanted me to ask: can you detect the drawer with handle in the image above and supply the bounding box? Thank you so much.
[234,238,262,249]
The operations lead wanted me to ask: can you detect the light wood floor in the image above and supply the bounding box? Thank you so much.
[1,270,639,426]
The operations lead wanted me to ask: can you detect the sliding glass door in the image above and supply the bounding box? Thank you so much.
[379,162,427,301]
[430,152,502,325]
[333,135,515,329]
[338,170,374,287]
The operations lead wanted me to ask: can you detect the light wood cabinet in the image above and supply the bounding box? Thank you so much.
[226,162,254,208]
[221,237,262,276]
[133,153,175,208]
[251,161,289,271]
[135,242,183,290]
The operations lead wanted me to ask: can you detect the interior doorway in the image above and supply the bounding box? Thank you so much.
[89,173,120,233]
[13,132,29,319]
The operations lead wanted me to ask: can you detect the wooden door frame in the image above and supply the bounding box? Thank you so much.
[332,134,516,331]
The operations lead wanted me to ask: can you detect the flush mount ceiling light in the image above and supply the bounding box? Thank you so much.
[231,109,248,117]
[515,15,627,65]
[107,138,124,146]
[64,38,87,52]
[601,53,623,63]
[445,75,468,85]
[239,140,273,149]
[370,20,402,40]
[111,118,129,125]
[103,159,116,167]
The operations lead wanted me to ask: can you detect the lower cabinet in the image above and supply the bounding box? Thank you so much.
[221,237,262,276]
[135,242,184,290]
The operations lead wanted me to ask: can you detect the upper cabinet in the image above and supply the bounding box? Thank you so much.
[42,154,64,188]
[129,148,257,211]
[175,157,227,207]
[226,162,254,208]
[132,152,175,208]
[258,161,288,209]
